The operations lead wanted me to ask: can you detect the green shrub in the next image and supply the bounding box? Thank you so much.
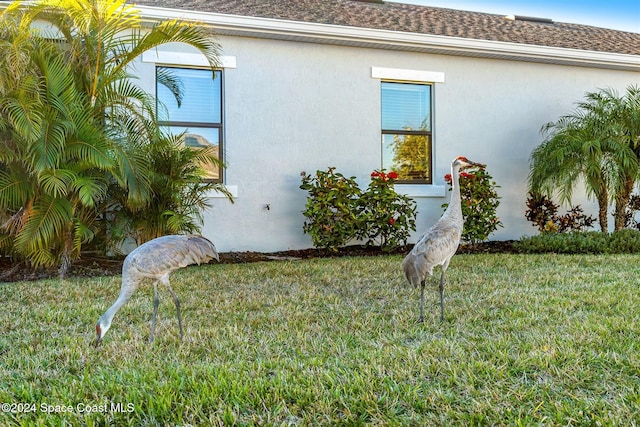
[607,228,640,253]
[300,168,362,251]
[514,229,640,254]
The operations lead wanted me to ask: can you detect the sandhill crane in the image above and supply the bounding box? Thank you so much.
[402,156,484,323]
[94,235,219,345]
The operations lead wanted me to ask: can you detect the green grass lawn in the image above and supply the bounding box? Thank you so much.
[0,254,639,425]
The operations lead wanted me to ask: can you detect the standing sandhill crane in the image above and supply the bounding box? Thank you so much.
[94,235,219,345]
[402,156,484,323]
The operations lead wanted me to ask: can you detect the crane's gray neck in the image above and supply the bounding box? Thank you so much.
[443,164,464,223]
[98,294,127,329]
[98,280,137,330]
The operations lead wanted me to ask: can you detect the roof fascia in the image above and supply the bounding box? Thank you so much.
[138,5,639,71]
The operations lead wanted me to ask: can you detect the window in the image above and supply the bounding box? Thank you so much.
[156,66,223,182]
[381,81,432,184]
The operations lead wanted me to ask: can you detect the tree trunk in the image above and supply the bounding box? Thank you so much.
[614,178,635,231]
[58,228,74,280]
[596,186,609,232]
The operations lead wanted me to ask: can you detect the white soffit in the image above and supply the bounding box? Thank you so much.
[137,6,640,71]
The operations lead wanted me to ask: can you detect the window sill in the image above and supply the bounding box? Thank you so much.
[394,184,445,198]
[205,185,238,199]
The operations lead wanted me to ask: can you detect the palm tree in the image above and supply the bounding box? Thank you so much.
[20,0,221,202]
[609,86,640,230]
[0,41,114,271]
[529,86,640,232]
[106,131,232,248]
[0,0,222,275]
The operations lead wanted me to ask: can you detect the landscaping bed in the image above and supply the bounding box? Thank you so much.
[0,240,515,282]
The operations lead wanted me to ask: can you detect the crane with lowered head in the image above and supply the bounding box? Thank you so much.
[95,234,219,345]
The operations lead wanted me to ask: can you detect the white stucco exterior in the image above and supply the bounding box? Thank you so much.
[132,10,639,252]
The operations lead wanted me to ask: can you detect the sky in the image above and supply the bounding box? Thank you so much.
[386,0,640,33]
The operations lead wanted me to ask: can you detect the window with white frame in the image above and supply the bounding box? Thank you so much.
[156,66,223,182]
[381,81,432,184]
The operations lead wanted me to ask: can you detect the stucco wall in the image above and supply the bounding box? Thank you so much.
[133,36,639,252]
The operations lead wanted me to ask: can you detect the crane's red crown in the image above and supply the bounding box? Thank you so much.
[455,156,485,168]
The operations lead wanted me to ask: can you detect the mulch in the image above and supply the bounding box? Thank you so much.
[0,241,515,283]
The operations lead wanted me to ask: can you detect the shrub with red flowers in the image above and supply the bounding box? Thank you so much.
[443,166,502,244]
[300,168,416,251]
[370,170,399,181]
[357,170,417,251]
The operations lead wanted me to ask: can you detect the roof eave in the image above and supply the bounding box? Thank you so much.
[138,5,639,72]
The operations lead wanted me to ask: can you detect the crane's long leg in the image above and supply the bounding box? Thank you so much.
[165,283,184,341]
[418,280,426,323]
[150,281,160,342]
[439,270,445,322]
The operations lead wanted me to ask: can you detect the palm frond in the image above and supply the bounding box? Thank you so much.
[37,168,76,198]
[0,168,32,209]
[65,139,115,170]
[110,142,150,207]
[125,19,220,71]
[13,194,73,267]
[156,67,184,107]
[71,175,108,208]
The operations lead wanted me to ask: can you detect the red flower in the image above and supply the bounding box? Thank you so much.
[387,171,399,179]
[460,171,475,179]
[444,173,452,183]
[371,171,381,178]
[388,217,396,225]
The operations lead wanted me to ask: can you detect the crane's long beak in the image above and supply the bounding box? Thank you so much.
[466,160,485,169]
[94,324,103,347]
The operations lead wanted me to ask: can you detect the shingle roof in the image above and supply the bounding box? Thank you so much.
[132,0,640,56]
